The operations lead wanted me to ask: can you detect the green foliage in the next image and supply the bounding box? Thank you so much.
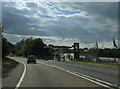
[1,23,14,58]
[2,38,8,58]
[98,48,120,58]
[2,57,18,74]
[14,38,51,58]
[2,37,14,58]
[65,61,120,66]
[30,38,44,57]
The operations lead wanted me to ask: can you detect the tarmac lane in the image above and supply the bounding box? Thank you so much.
[2,57,109,88]
[20,63,104,87]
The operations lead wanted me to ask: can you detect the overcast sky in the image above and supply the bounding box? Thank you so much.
[2,1,118,48]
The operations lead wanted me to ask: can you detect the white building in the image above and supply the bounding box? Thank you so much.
[60,53,74,61]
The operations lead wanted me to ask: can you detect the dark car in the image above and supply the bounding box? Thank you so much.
[9,53,13,57]
[27,55,36,64]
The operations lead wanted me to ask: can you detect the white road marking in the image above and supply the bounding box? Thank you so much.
[9,58,118,89]
[15,60,26,89]
[39,62,118,89]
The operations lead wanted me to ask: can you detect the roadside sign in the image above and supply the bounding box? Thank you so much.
[74,43,79,61]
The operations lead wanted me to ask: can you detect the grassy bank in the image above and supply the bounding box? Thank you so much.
[2,57,19,74]
[65,61,120,66]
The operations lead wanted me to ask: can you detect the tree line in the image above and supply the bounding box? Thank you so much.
[14,37,53,58]
[98,48,120,58]
[2,37,120,59]
[2,37,14,59]
[2,37,54,59]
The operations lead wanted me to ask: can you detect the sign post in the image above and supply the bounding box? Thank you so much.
[74,43,79,61]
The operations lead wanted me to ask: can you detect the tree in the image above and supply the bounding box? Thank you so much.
[2,38,8,58]
[30,38,44,57]
[1,22,15,58]
[2,37,14,58]
[14,37,51,58]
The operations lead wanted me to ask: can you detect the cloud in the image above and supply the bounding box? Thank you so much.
[2,1,118,48]
[3,33,62,41]
[3,33,116,48]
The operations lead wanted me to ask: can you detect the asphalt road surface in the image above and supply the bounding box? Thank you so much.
[37,59,118,86]
[2,57,118,88]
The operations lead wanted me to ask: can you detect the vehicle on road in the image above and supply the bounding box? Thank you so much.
[27,55,36,64]
[9,53,13,57]
[44,56,49,61]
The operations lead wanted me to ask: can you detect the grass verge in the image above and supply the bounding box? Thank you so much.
[2,57,19,74]
[65,61,120,66]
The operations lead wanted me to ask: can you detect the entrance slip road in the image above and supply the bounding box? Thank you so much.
[2,57,118,89]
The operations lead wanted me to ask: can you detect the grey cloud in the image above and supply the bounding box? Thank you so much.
[2,2,50,36]
[2,2,118,46]
[61,2,118,20]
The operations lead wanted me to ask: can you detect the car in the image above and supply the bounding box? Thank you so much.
[27,55,36,64]
[9,53,13,57]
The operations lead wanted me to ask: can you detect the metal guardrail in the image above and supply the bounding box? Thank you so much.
[99,57,120,63]
[79,55,120,63]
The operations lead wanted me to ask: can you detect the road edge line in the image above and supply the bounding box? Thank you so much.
[15,60,26,89]
[39,62,116,89]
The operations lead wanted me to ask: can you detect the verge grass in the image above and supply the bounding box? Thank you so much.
[65,61,120,66]
[2,57,19,74]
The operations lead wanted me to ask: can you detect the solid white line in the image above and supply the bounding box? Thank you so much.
[15,60,26,89]
[75,72,118,87]
[39,62,116,89]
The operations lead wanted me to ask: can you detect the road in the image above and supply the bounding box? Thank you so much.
[37,59,118,86]
[2,57,118,88]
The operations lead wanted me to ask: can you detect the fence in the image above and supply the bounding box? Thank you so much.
[80,55,120,63]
